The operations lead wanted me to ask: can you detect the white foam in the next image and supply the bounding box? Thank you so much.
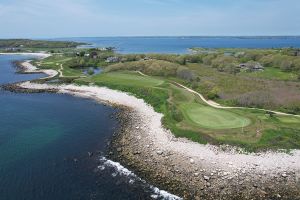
[99,157,182,200]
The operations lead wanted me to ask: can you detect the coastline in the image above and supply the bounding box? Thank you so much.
[15,80,300,199]
[0,53,58,79]
[9,54,300,199]
[0,52,51,58]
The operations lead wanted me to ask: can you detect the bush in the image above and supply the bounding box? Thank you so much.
[169,104,183,122]
[105,60,181,77]
[207,87,220,100]
[176,66,196,81]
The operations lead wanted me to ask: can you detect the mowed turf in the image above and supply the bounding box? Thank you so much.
[180,103,251,129]
[91,72,165,87]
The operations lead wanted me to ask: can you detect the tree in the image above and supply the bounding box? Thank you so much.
[297,72,300,81]
[266,111,275,118]
[280,60,293,72]
[79,51,85,57]
[176,66,196,81]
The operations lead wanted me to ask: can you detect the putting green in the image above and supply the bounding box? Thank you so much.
[181,103,251,129]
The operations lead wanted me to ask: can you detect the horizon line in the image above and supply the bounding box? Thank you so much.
[2,35,300,40]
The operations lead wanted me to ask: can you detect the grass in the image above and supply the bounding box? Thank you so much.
[180,103,251,129]
[37,55,83,77]
[90,71,165,87]
[40,52,300,152]
[240,67,298,81]
[74,70,300,151]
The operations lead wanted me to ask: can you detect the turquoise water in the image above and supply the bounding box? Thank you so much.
[55,36,300,54]
[0,55,171,200]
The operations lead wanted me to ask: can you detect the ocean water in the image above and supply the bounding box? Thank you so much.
[0,55,46,84]
[55,36,300,54]
[0,55,180,200]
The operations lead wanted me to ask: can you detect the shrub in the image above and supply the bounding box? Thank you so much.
[207,87,220,100]
[176,66,196,81]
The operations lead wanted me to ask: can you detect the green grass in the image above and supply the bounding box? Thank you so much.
[38,52,300,152]
[90,71,165,87]
[240,67,298,81]
[73,70,300,151]
[180,103,251,129]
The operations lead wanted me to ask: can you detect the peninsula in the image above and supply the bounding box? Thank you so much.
[2,39,300,199]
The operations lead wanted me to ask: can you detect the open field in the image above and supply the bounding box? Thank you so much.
[240,67,298,81]
[91,71,165,87]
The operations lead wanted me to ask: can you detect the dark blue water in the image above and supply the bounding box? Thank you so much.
[0,55,178,200]
[55,36,300,54]
[0,55,46,84]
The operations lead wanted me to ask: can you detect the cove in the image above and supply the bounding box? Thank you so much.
[0,55,173,200]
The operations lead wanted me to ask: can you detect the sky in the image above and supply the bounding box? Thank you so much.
[0,0,299,38]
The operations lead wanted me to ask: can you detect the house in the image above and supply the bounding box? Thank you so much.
[224,52,233,56]
[234,52,245,58]
[239,62,264,72]
[143,57,151,61]
[90,51,98,59]
[105,56,120,63]
[4,48,21,52]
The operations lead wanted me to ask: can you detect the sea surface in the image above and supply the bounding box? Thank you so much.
[0,55,179,200]
[55,36,300,54]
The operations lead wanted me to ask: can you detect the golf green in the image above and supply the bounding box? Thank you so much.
[181,103,251,129]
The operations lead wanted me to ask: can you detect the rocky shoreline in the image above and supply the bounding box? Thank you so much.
[6,55,300,200]
[109,110,300,200]
[8,81,300,200]
[6,82,300,200]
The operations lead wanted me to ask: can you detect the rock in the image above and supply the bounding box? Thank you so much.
[156,150,163,155]
[190,159,195,164]
[204,175,210,181]
[194,173,199,177]
[117,148,122,152]
[88,152,93,157]
[281,173,287,178]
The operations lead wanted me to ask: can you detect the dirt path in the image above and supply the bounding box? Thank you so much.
[173,81,300,117]
[136,71,300,117]
[58,64,63,77]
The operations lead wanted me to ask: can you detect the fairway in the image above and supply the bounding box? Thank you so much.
[181,103,251,129]
[92,72,165,87]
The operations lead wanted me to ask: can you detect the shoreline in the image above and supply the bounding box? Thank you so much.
[15,81,300,199]
[0,52,51,58]
[8,54,300,199]
[0,52,58,79]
